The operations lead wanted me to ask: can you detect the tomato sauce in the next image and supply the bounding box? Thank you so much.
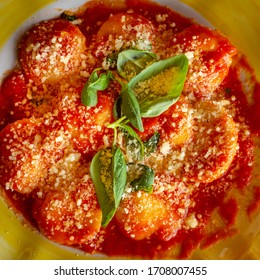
[0,0,259,259]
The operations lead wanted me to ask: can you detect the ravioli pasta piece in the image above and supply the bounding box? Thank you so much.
[95,13,157,59]
[115,191,168,241]
[165,24,237,97]
[0,119,46,194]
[182,100,238,183]
[150,100,239,183]
[19,19,87,84]
[33,185,102,245]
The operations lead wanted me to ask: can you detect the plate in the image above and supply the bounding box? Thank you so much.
[0,0,259,260]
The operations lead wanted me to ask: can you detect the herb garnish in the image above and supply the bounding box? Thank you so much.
[144,132,160,156]
[128,54,189,117]
[128,163,154,194]
[81,68,113,107]
[120,86,144,132]
[61,12,78,22]
[90,147,127,227]
[117,49,157,80]
[82,49,188,227]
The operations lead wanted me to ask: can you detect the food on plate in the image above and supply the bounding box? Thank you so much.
[0,0,259,259]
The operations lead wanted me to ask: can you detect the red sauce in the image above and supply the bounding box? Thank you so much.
[0,0,259,259]
[247,187,260,217]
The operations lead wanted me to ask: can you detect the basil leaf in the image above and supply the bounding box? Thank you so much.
[121,86,144,132]
[144,132,160,155]
[112,147,127,207]
[129,164,154,194]
[128,54,189,117]
[61,12,77,21]
[81,69,113,107]
[90,147,127,228]
[140,97,176,117]
[112,96,122,120]
[117,49,157,81]
[90,149,113,227]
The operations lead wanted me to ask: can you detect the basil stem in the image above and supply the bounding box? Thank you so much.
[90,147,127,228]
[129,164,154,194]
[81,68,113,107]
[128,54,189,117]
[108,117,145,158]
[117,49,157,81]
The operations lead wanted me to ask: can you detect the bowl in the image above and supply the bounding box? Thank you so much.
[0,0,259,260]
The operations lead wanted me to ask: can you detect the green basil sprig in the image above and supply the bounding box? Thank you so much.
[83,51,189,228]
[128,54,189,118]
[128,163,154,194]
[81,68,113,107]
[90,147,127,228]
[81,53,188,131]
[117,49,157,81]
